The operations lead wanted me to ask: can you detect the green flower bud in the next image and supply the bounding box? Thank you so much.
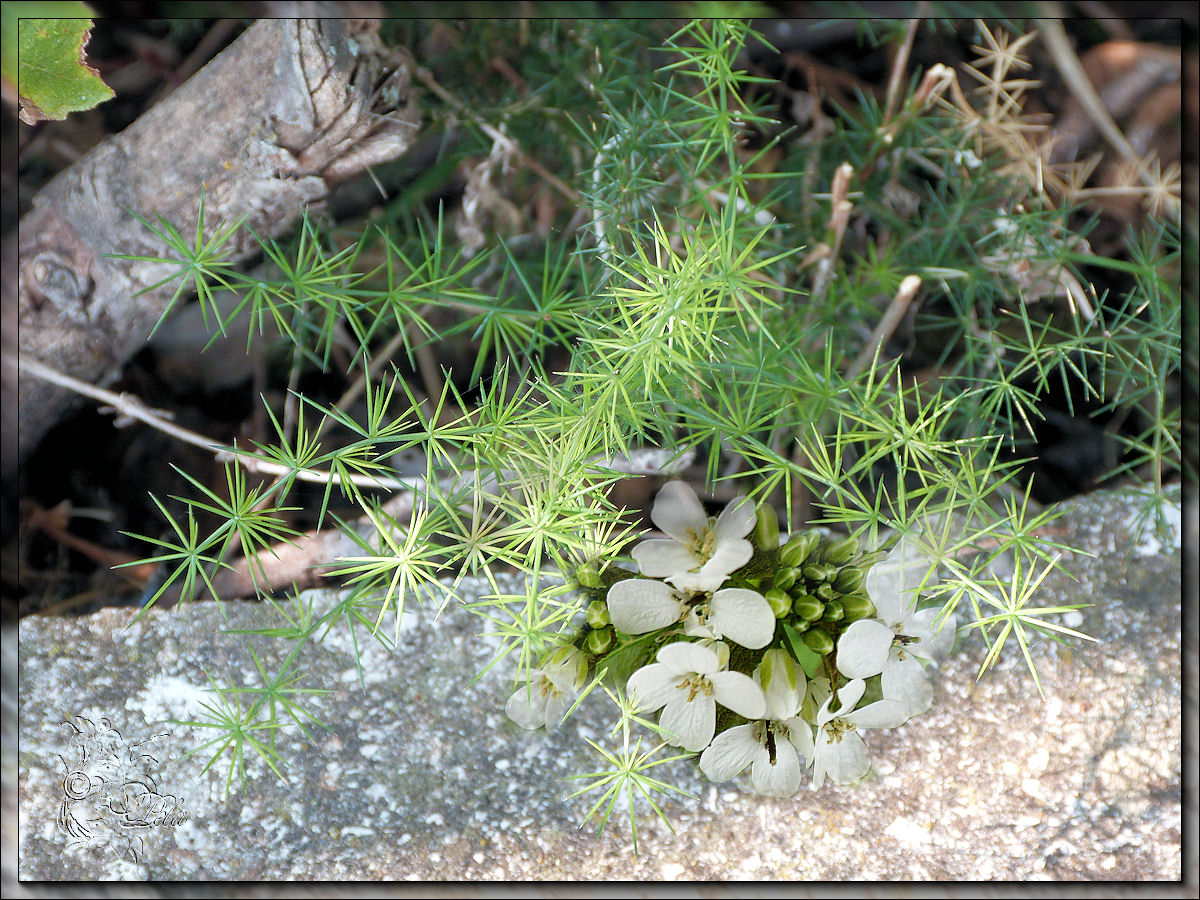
[823,535,859,565]
[584,626,614,656]
[832,566,864,594]
[585,598,611,629]
[840,592,875,621]
[803,562,834,583]
[802,628,835,655]
[790,618,810,633]
[765,587,793,619]
[779,534,805,567]
[575,564,603,590]
[780,530,820,568]
[815,582,837,602]
[792,595,825,621]
[773,566,798,591]
[753,502,780,553]
[821,600,844,622]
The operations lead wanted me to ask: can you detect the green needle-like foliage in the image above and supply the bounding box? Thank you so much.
[170,670,294,798]
[327,502,452,642]
[567,688,697,855]
[118,495,230,614]
[119,17,1180,846]
[171,462,302,597]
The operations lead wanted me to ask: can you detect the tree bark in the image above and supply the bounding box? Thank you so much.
[13,18,420,473]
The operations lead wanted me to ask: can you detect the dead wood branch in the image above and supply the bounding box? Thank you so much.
[15,18,420,469]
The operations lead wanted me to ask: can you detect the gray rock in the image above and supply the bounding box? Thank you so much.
[10,488,1192,885]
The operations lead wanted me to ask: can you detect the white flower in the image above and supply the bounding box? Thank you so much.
[683,588,776,649]
[699,649,815,797]
[606,579,776,650]
[505,652,587,732]
[811,678,908,788]
[631,481,755,593]
[836,536,957,717]
[627,641,765,752]
[606,578,687,634]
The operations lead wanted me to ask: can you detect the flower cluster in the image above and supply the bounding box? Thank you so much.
[504,481,956,798]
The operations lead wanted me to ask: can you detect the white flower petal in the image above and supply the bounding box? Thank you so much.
[666,568,725,593]
[782,716,814,765]
[632,540,700,579]
[700,535,753,578]
[636,483,759,592]
[868,536,929,622]
[751,736,803,797]
[682,607,716,640]
[882,654,933,718]
[807,676,832,716]
[544,655,587,693]
[846,698,909,731]
[908,607,956,659]
[650,481,708,545]
[818,730,869,785]
[810,751,827,789]
[819,678,867,726]
[711,670,766,720]
[835,619,894,679]
[661,695,716,752]
[709,589,776,649]
[541,690,575,732]
[626,663,679,713]
[607,578,685,634]
[709,640,731,669]
[699,725,761,782]
[505,680,549,731]
[713,496,756,541]
[656,640,721,675]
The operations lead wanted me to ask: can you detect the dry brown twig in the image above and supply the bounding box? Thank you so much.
[19,354,695,602]
[19,354,426,493]
[847,275,924,380]
[802,161,854,310]
[1037,17,1180,219]
[881,15,924,129]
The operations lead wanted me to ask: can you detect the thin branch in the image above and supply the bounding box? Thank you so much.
[1036,18,1171,199]
[19,354,423,492]
[21,355,224,456]
[408,317,446,409]
[22,353,700,602]
[847,275,922,379]
[807,163,854,309]
[881,15,923,129]
[151,474,460,607]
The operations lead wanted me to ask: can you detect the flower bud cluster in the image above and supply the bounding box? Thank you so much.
[504,481,956,797]
[761,529,876,657]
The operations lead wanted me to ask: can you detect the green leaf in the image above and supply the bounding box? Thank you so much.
[782,620,823,678]
[9,6,113,124]
[593,633,658,687]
